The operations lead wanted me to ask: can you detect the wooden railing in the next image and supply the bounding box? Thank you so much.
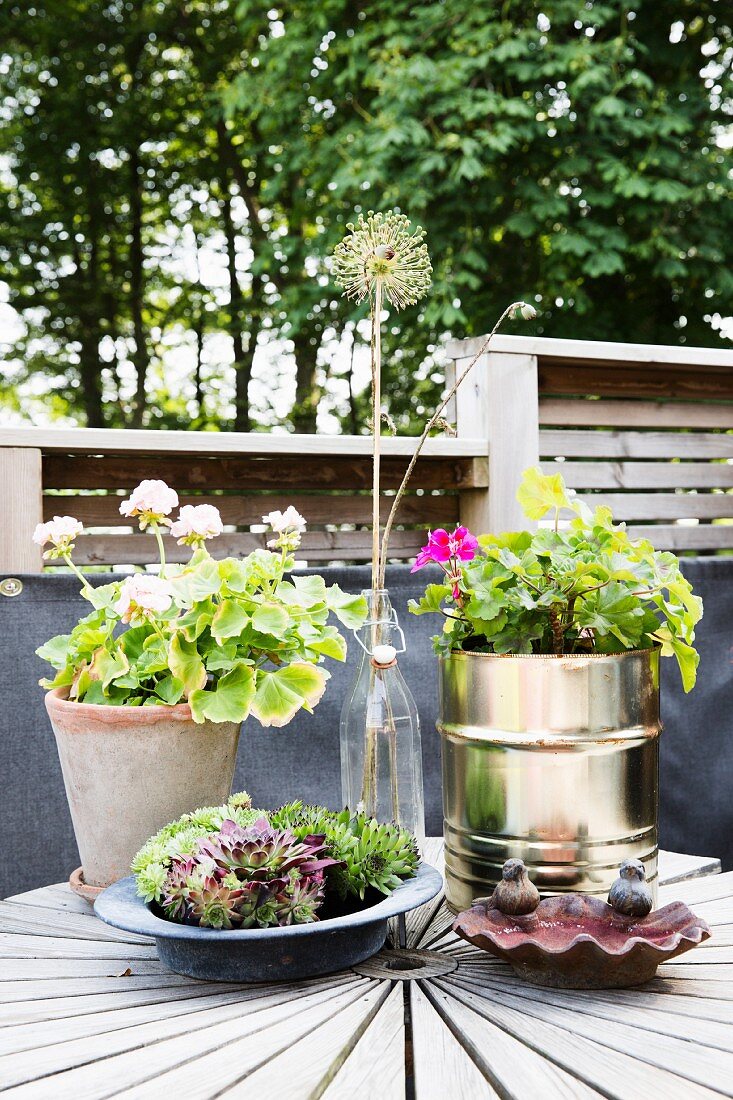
[0,432,486,572]
[1,335,731,572]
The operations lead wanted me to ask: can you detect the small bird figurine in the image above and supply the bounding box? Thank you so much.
[608,859,653,918]
[474,858,540,916]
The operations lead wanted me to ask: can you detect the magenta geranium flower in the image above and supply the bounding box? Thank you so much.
[411,526,479,572]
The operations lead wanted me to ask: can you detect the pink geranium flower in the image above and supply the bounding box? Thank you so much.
[411,526,479,572]
[263,506,307,551]
[120,480,179,529]
[170,504,223,546]
[33,515,83,553]
[114,574,174,624]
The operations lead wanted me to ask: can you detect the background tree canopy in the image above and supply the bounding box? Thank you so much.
[1,1,731,432]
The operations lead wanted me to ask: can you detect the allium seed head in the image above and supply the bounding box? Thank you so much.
[333,210,432,310]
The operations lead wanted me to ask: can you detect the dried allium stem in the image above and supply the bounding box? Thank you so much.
[378,301,523,585]
[371,281,383,597]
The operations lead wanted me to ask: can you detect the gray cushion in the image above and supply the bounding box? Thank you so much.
[0,561,729,896]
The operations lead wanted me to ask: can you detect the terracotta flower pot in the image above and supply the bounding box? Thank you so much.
[45,688,241,889]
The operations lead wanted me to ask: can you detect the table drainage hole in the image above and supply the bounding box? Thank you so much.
[351,949,459,981]
[386,958,426,972]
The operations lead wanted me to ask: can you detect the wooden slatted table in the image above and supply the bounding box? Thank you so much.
[1,843,729,1098]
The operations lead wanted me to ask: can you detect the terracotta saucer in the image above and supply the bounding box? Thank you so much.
[69,866,105,903]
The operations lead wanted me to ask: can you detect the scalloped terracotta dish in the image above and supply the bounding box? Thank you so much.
[454,894,711,988]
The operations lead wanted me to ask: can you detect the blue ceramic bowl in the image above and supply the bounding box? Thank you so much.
[95,862,443,982]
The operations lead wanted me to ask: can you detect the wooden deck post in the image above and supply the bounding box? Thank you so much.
[453,349,539,534]
[0,447,44,573]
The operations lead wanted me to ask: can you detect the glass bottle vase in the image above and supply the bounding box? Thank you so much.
[339,589,425,845]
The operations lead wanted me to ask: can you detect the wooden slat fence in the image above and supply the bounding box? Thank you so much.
[1,335,732,572]
[447,335,733,552]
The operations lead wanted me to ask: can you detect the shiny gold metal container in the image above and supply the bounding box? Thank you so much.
[438,648,660,913]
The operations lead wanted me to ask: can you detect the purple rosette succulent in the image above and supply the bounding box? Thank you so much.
[160,818,343,929]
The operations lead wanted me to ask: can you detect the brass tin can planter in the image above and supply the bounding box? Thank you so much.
[438,649,660,914]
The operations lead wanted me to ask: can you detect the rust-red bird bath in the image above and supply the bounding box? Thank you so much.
[454,893,711,989]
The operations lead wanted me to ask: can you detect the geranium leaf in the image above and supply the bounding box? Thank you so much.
[169,632,207,696]
[218,558,251,593]
[211,599,250,642]
[176,599,215,641]
[83,584,120,612]
[36,634,71,669]
[273,662,328,710]
[118,625,153,661]
[655,627,699,693]
[305,627,347,661]
[189,663,255,723]
[170,558,221,604]
[251,601,289,635]
[516,466,571,520]
[276,574,328,608]
[40,666,75,690]
[83,680,107,705]
[204,644,239,671]
[326,584,369,628]
[134,636,169,677]
[90,646,130,690]
[408,583,449,615]
[251,662,327,727]
[154,675,185,705]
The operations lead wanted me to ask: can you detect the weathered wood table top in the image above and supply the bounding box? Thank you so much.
[1,843,730,1099]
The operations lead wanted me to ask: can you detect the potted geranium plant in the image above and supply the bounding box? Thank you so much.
[410,466,703,913]
[35,481,367,896]
[93,793,442,981]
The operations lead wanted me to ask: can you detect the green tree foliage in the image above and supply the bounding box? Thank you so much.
[0,0,277,429]
[1,2,731,431]
[234,1,731,349]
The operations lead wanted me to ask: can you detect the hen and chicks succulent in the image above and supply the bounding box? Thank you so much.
[160,817,339,930]
[270,802,420,899]
[133,795,419,930]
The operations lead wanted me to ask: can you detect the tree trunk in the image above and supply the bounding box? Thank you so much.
[78,338,105,427]
[129,146,149,428]
[78,160,105,427]
[194,314,205,415]
[347,328,358,435]
[221,188,252,432]
[192,233,205,418]
[216,119,273,434]
[291,325,321,434]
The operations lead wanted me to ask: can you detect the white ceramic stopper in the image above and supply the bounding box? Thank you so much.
[372,644,397,666]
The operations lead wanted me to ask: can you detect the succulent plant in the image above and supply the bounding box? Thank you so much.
[156,818,341,929]
[332,815,420,899]
[161,857,200,922]
[227,791,253,811]
[134,798,420,925]
[131,793,261,904]
[275,872,324,925]
[270,802,419,900]
[268,802,339,835]
[199,816,338,880]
